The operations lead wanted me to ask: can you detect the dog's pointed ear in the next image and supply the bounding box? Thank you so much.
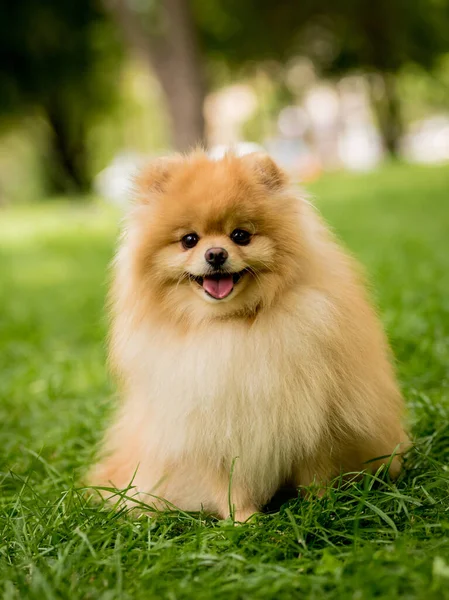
[240,152,287,190]
[134,156,182,202]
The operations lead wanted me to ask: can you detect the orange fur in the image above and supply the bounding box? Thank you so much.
[88,151,409,520]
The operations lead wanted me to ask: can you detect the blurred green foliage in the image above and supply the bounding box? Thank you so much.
[0,0,123,193]
[194,0,449,70]
[400,55,449,122]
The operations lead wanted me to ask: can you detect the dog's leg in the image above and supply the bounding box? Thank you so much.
[209,475,259,521]
[293,428,409,495]
[346,432,410,479]
[292,452,334,498]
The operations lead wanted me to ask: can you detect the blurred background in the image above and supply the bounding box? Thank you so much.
[1,0,449,204]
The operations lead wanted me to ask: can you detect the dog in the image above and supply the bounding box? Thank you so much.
[88,151,408,521]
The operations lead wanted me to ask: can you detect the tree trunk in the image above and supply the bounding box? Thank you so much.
[107,0,206,152]
[43,100,91,194]
[370,73,403,158]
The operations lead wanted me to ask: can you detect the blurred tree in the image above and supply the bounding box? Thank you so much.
[105,0,206,151]
[311,0,449,156]
[194,0,449,156]
[0,0,121,193]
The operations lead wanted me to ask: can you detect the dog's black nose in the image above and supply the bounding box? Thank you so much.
[205,247,228,268]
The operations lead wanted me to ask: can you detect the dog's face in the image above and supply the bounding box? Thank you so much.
[124,153,306,324]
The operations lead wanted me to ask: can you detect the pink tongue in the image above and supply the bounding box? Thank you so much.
[203,275,234,299]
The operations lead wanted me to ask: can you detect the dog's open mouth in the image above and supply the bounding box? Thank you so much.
[189,270,247,300]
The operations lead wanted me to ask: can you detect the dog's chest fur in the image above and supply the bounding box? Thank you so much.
[122,292,334,480]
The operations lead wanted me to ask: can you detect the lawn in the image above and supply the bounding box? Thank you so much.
[1,163,449,599]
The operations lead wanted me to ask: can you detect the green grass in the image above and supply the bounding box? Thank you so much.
[1,163,449,599]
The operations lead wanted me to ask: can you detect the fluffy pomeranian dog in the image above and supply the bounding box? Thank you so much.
[89,151,408,521]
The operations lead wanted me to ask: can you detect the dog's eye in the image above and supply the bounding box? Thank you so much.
[230,229,252,246]
[181,233,199,249]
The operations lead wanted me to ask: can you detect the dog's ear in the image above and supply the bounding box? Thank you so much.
[240,152,287,190]
[134,156,182,202]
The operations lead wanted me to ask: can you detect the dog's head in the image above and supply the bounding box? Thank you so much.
[118,152,309,325]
